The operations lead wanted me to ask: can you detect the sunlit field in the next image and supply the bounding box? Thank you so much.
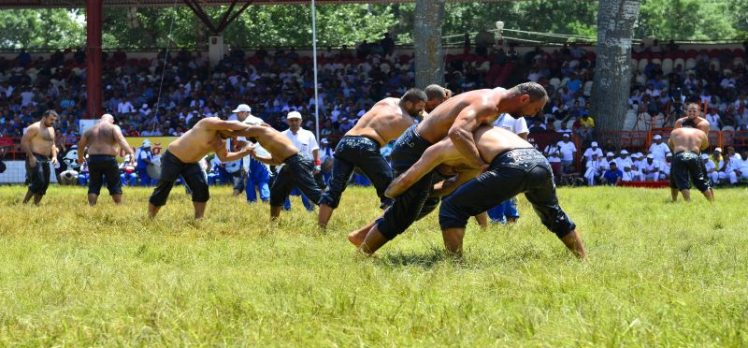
[0,185,746,346]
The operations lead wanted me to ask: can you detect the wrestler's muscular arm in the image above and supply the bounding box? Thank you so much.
[203,118,251,132]
[77,129,90,164]
[211,136,254,162]
[21,125,38,168]
[448,102,497,170]
[385,140,453,198]
[114,125,135,163]
[433,168,481,197]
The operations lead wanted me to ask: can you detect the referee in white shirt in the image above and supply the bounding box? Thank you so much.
[281,111,323,211]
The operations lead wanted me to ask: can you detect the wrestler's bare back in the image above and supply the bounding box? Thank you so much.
[346,98,418,146]
[416,89,502,143]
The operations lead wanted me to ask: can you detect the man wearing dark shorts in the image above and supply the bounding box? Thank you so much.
[148,117,255,220]
[77,114,135,205]
[21,110,59,205]
[349,82,550,256]
[269,153,322,210]
[668,113,714,202]
[385,126,587,258]
[233,122,323,220]
[318,89,429,228]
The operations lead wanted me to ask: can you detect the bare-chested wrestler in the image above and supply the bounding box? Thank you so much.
[349,82,548,255]
[77,114,135,206]
[21,110,59,205]
[424,84,452,113]
[317,89,429,228]
[674,103,710,133]
[385,126,586,259]
[148,117,255,220]
[233,123,323,220]
[668,111,714,203]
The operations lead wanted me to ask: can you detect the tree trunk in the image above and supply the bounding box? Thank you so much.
[414,0,445,89]
[591,0,641,133]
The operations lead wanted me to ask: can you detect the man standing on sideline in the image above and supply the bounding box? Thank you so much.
[648,134,671,162]
[282,111,321,212]
[148,117,255,220]
[384,126,586,259]
[668,120,714,202]
[136,139,155,186]
[21,110,58,205]
[228,103,271,203]
[77,114,135,205]
[318,89,428,228]
[349,82,548,255]
[486,112,529,224]
[318,138,334,186]
[557,133,577,174]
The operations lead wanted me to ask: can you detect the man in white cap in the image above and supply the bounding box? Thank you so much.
[641,154,664,181]
[282,111,321,211]
[614,149,633,170]
[583,152,605,186]
[648,134,671,162]
[582,141,603,163]
[708,148,728,185]
[136,139,155,186]
[556,133,577,173]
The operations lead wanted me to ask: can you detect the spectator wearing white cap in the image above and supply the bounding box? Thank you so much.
[660,153,672,179]
[642,154,665,181]
[228,104,272,203]
[582,141,603,163]
[584,152,607,186]
[135,139,155,186]
[648,134,671,162]
[556,133,577,173]
[701,154,718,185]
[614,149,633,170]
[727,149,748,184]
[709,148,728,185]
[282,111,321,211]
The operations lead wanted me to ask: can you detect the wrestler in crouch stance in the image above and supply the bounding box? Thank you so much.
[385,126,586,259]
[348,82,549,255]
[148,117,255,220]
[317,88,430,228]
[668,104,714,203]
[21,110,59,205]
[233,123,323,220]
[77,114,135,205]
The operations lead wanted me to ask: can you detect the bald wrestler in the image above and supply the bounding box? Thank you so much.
[424,84,452,113]
[77,114,135,205]
[385,126,586,259]
[674,103,710,133]
[148,117,255,219]
[21,110,59,205]
[317,88,429,228]
[668,115,715,202]
[349,82,549,255]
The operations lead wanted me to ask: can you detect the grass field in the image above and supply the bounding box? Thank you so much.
[0,185,747,347]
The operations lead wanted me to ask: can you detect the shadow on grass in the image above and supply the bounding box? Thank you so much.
[378,248,450,269]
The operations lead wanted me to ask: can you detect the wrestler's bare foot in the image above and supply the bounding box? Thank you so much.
[348,230,367,247]
[348,219,377,247]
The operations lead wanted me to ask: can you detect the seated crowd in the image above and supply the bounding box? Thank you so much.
[1,39,747,172]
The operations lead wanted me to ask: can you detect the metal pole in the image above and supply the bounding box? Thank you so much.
[311,0,320,141]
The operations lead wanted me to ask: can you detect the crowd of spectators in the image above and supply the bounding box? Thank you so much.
[1,37,748,172]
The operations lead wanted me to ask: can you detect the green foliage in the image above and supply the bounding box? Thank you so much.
[0,9,84,49]
[1,1,747,50]
[0,185,747,345]
[637,0,746,41]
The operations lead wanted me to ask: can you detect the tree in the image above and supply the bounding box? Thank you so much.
[0,9,84,49]
[414,0,446,89]
[591,0,641,133]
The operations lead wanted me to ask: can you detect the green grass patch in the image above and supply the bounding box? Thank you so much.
[0,185,747,346]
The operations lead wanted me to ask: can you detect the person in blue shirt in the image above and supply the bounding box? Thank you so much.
[136,139,154,186]
[603,162,624,186]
